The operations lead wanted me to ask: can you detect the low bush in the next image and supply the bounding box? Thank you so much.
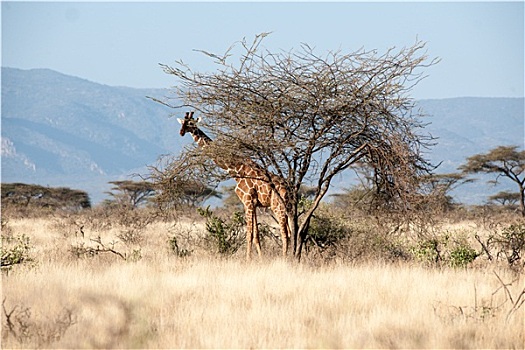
[476,222,525,271]
[69,236,142,262]
[410,231,480,268]
[302,205,412,263]
[2,299,76,348]
[448,243,479,268]
[197,207,245,255]
[498,223,525,267]
[167,235,191,258]
[1,233,34,272]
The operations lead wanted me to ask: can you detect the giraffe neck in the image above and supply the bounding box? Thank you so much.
[190,128,213,148]
[189,128,266,181]
[190,128,234,171]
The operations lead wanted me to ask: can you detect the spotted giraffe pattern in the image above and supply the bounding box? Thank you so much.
[178,112,290,259]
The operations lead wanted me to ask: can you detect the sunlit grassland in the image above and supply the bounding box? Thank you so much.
[1,217,524,349]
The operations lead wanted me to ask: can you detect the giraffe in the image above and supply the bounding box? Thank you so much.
[177,111,290,259]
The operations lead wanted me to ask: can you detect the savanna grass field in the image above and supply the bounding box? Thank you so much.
[1,204,524,349]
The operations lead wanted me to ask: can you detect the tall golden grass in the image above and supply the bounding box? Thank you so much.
[1,216,524,349]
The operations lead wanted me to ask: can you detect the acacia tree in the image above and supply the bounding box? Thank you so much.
[459,145,525,216]
[155,34,437,258]
[489,191,520,207]
[417,173,472,211]
[1,183,91,211]
[107,180,156,208]
[148,154,223,210]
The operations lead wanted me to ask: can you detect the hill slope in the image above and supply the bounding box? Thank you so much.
[419,97,524,171]
[2,68,523,204]
[1,68,185,202]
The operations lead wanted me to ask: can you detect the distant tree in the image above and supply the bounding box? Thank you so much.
[1,183,39,207]
[51,187,91,210]
[330,173,469,215]
[148,155,222,210]
[330,185,375,213]
[459,145,525,217]
[488,191,520,207]
[180,181,222,207]
[1,183,91,211]
[220,185,243,212]
[298,185,317,200]
[418,173,472,211]
[107,180,156,208]
[156,35,437,258]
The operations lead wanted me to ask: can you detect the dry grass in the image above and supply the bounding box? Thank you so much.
[1,216,524,349]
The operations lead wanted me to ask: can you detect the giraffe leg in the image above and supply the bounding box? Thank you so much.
[252,208,262,257]
[245,207,254,260]
[271,193,289,257]
[278,212,289,257]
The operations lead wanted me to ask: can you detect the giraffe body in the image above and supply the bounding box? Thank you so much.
[178,112,290,259]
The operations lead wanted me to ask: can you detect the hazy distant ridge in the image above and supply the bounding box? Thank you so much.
[418,97,524,172]
[2,67,177,179]
[2,68,523,204]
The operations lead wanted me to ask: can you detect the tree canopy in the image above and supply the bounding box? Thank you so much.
[460,145,525,216]
[107,180,156,208]
[1,183,91,211]
[155,35,437,257]
[489,191,520,207]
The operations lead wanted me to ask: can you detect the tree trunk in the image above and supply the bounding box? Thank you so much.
[294,216,312,261]
[520,185,525,217]
[289,205,300,258]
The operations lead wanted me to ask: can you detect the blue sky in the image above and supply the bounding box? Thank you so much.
[2,1,524,99]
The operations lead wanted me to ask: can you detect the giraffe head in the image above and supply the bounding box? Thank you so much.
[177,111,199,137]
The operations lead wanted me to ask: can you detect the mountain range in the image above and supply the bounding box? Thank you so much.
[1,67,523,204]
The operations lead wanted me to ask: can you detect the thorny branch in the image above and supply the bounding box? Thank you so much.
[493,271,525,321]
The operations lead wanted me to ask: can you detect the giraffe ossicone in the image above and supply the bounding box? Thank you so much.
[178,111,290,259]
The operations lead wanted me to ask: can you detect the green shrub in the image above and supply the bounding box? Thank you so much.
[197,207,244,255]
[411,238,441,265]
[410,231,479,268]
[449,244,479,268]
[497,223,525,267]
[167,235,191,258]
[306,212,347,250]
[1,234,34,271]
